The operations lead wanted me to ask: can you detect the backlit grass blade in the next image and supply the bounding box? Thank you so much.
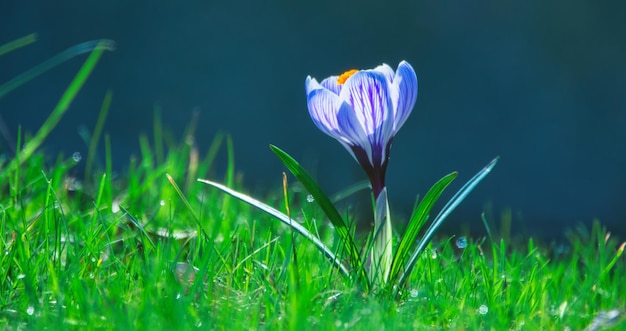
[0,33,37,57]
[0,39,116,100]
[396,157,498,291]
[270,144,368,286]
[197,177,350,277]
[596,242,625,285]
[221,134,235,221]
[166,174,211,241]
[85,90,113,180]
[388,171,457,284]
[330,180,369,203]
[118,206,155,248]
[5,40,115,172]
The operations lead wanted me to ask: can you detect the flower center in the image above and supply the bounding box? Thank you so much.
[337,69,359,85]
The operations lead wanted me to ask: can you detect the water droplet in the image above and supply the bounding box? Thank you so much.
[478,304,488,315]
[72,152,82,163]
[17,274,25,279]
[306,194,314,203]
[555,244,569,256]
[455,236,467,249]
[430,249,438,259]
[64,177,82,191]
[112,200,121,213]
[26,306,34,316]
[160,200,165,206]
[410,289,419,298]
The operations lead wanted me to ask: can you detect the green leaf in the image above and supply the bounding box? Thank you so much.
[197,177,350,277]
[395,157,499,292]
[388,171,457,284]
[270,144,368,287]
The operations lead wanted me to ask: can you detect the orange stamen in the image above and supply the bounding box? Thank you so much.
[337,69,359,85]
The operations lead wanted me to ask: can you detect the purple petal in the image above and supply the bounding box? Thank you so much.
[339,70,394,159]
[373,63,395,83]
[392,61,418,132]
[320,76,342,95]
[338,71,392,137]
[305,76,322,95]
[336,103,373,164]
[307,87,354,144]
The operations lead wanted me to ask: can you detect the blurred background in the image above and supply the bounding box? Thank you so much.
[1,1,625,239]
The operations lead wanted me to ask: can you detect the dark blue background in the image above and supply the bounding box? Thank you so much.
[2,1,625,238]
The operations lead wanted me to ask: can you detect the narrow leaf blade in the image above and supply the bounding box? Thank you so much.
[198,178,351,277]
[270,145,368,286]
[389,171,457,282]
[396,157,498,291]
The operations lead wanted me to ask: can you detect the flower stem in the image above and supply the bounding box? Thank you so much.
[370,187,392,287]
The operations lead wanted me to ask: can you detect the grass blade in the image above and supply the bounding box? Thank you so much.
[0,39,116,100]
[166,174,211,241]
[198,177,350,277]
[329,180,370,203]
[395,157,498,291]
[0,33,37,56]
[270,144,368,286]
[85,90,113,180]
[388,171,457,284]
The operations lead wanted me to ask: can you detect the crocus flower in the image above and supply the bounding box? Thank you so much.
[306,61,418,285]
[305,61,418,199]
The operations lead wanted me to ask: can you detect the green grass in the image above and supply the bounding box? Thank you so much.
[0,125,624,330]
[1,35,624,330]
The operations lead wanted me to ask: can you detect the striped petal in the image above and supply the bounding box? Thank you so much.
[339,70,394,165]
[392,61,418,132]
[336,102,373,163]
[307,88,342,138]
[373,63,395,83]
[320,76,342,95]
[305,76,322,95]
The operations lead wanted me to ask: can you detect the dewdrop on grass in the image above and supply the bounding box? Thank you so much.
[478,305,488,315]
[455,236,467,249]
